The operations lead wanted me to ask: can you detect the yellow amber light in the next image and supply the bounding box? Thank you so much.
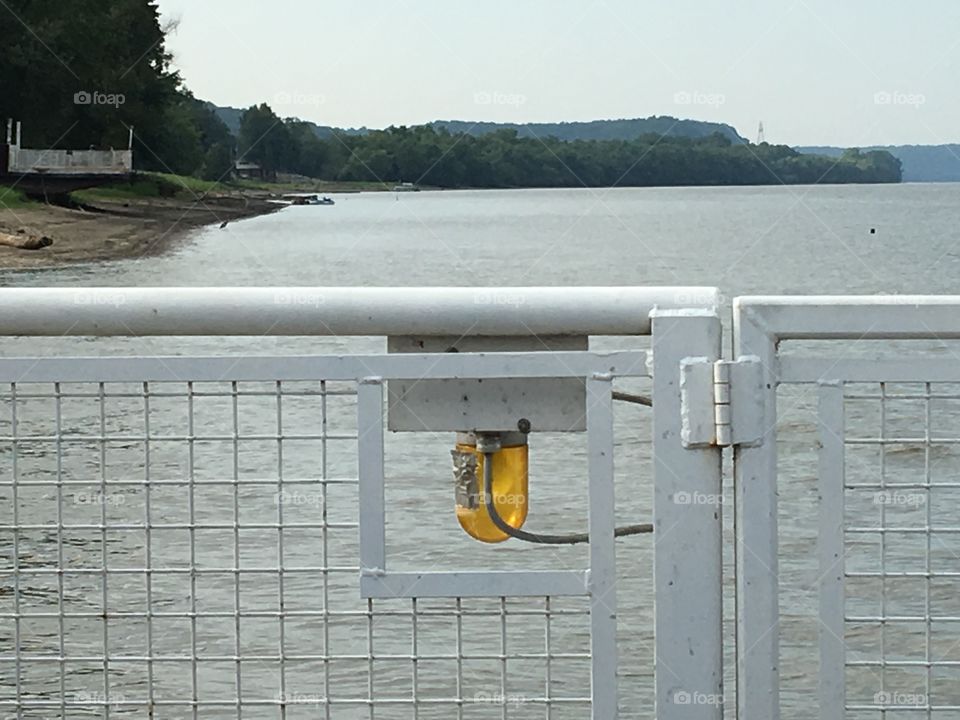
[451,432,529,543]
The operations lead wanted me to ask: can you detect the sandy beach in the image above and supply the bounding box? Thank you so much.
[0,193,283,271]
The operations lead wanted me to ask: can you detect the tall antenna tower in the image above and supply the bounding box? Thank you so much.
[756,121,766,144]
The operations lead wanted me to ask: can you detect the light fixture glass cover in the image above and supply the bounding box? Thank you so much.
[451,432,528,543]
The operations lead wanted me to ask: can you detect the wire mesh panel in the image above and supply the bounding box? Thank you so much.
[0,372,598,719]
[840,381,960,718]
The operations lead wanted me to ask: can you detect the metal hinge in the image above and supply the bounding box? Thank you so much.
[680,356,764,448]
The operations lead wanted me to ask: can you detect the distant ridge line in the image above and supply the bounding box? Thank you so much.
[430,116,746,144]
[209,104,746,145]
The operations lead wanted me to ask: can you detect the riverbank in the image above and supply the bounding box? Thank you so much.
[0,170,400,270]
[0,191,288,270]
[0,169,396,270]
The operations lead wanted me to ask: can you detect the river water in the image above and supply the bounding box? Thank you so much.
[6,183,959,293]
[2,183,960,719]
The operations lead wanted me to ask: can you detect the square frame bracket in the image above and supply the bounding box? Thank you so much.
[353,354,641,601]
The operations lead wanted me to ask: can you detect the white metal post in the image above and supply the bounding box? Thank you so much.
[817,383,845,720]
[586,374,618,720]
[651,310,724,719]
[357,378,386,584]
[733,301,781,720]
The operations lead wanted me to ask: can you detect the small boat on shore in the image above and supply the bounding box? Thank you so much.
[278,193,335,206]
[393,182,420,192]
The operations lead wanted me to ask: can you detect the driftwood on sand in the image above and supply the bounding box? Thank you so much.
[0,230,54,250]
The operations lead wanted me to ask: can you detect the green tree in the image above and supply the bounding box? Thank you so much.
[200,142,235,181]
[237,104,295,177]
[0,0,181,158]
[286,121,330,177]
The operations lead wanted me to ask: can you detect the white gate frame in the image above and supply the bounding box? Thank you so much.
[733,295,960,720]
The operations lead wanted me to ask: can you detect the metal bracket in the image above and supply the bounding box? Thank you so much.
[681,356,764,448]
[386,335,588,432]
[680,357,716,447]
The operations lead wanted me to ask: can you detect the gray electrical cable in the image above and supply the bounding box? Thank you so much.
[481,451,652,545]
[611,391,652,407]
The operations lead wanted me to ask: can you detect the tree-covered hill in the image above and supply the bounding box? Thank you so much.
[210,104,367,140]
[211,106,745,146]
[0,1,901,189]
[320,127,901,187]
[221,106,900,186]
[0,0,235,180]
[431,117,747,144]
[229,106,901,186]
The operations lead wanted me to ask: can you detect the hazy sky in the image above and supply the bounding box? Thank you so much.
[155,1,960,147]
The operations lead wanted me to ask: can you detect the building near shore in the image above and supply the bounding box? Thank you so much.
[234,161,265,180]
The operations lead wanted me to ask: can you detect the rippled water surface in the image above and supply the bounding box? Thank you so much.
[2,184,960,718]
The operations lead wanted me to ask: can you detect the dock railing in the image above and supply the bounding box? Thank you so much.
[9,288,953,718]
[8,146,133,175]
[0,286,724,720]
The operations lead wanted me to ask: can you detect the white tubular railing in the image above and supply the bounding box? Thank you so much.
[735,295,960,339]
[0,286,719,336]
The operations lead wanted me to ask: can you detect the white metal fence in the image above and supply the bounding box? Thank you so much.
[0,287,724,720]
[7,147,133,175]
[7,288,955,719]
